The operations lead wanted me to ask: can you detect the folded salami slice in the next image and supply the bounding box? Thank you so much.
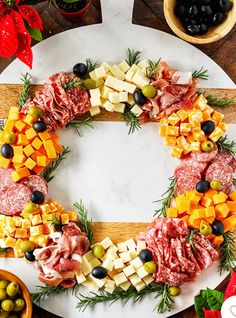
[190,147,218,163]
[20,175,48,197]
[212,149,234,165]
[0,167,14,191]
[6,184,32,215]
[176,174,200,195]
[205,161,233,194]
[0,191,11,215]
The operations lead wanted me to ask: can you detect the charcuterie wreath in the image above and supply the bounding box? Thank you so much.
[0,49,235,314]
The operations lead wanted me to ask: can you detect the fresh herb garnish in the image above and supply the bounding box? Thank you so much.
[192,67,209,80]
[86,58,100,74]
[146,58,161,79]
[204,94,235,108]
[154,177,176,217]
[76,283,174,314]
[218,231,236,275]
[233,178,236,187]
[66,117,94,136]
[18,73,31,109]
[194,288,224,318]
[74,200,93,243]
[217,135,236,156]
[42,146,71,183]
[126,48,142,66]
[31,285,77,305]
[50,214,64,232]
[63,75,82,91]
[0,247,10,255]
[123,106,142,135]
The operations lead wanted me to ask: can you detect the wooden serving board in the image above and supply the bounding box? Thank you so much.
[0,84,235,253]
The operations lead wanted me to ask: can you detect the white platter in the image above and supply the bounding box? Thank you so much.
[0,0,235,317]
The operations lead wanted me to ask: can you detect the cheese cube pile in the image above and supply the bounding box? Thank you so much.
[88,60,150,117]
[0,107,63,180]
[77,237,154,293]
[159,95,227,158]
[0,199,78,257]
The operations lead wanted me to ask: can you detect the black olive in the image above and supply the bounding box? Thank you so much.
[133,91,147,106]
[25,251,36,262]
[33,121,47,133]
[183,18,197,27]
[92,266,107,279]
[212,220,224,236]
[1,144,13,159]
[73,63,88,78]
[196,180,210,193]
[189,5,199,17]
[201,120,215,135]
[219,0,231,12]
[200,5,213,16]
[186,24,200,35]
[201,0,211,4]
[212,12,226,25]
[139,249,153,263]
[31,191,45,204]
[199,24,209,34]
[174,4,186,18]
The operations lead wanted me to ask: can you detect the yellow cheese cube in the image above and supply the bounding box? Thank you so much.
[31,214,42,226]
[183,143,191,155]
[30,234,48,247]
[205,188,218,198]
[176,136,187,148]
[218,122,227,133]
[30,225,44,237]
[4,119,15,131]
[176,199,191,214]
[167,208,178,218]
[14,120,26,132]
[68,211,78,221]
[13,216,22,227]
[15,228,28,239]
[21,219,31,228]
[5,237,16,248]
[215,203,229,219]
[159,126,167,137]
[192,208,206,219]
[5,216,15,226]
[25,128,37,140]
[180,123,191,133]
[9,111,20,120]
[164,136,176,146]
[160,117,168,125]
[166,126,179,136]
[36,156,47,167]
[201,196,213,208]
[226,201,236,212]
[43,140,57,159]
[212,111,224,123]
[23,144,34,157]
[176,109,188,121]
[40,204,51,214]
[23,114,36,125]
[3,225,16,237]
[168,113,180,126]
[13,146,23,155]
[193,130,205,142]
[171,146,183,158]
[38,130,51,141]
[31,137,43,150]
[205,206,215,218]
[0,156,11,168]
[0,215,6,224]
[14,238,24,251]
[60,213,69,224]
[9,106,19,113]
[188,110,203,124]
[16,134,29,146]
[213,191,228,204]
[13,154,26,164]
[24,157,36,170]
[11,167,30,182]
[202,110,212,121]
[209,127,224,143]
[190,142,201,152]
[193,94,208,111]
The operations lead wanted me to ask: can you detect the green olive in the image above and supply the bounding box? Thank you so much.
[169,286,181,297]
[142,85,157,98]
[2,132,15,145]
[92,245,105,258]
[13,298,25,312]
[0,289,6,301]
[6,282,19,298]
[201,140,215,153]
[23,202,38,214]
[210,180,221,190]
[0,281,9,290]
[200,223,212,236]
[21,240,34,253]
[28,106,43,119]
[143,261,156,273]
[83,79,96,90]
[0,309,9,318]
[1,299,14,312]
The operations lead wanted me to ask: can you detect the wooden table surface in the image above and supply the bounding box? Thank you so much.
[0,1,235,317]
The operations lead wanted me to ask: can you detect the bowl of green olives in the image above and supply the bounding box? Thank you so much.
[163,0,236,44]
[0,270,32,318]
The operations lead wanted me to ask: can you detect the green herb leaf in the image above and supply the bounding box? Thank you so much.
[204,288,224,310]
[49,214,64,232]
[204,94,235,108]
[31,285,77,305]
[123,106,142,135]
[218,231,236,274]
[146,58,161,79]
[86,58,100,74]
[217,135,236,157]
[154,283,174,314]
[18,73,31,109]
[28,27,42,42]
[154,177,176,217]
[126,49,142,66]
[42,146,71,183]
[63,75,82,92]
[66,117,94,136]
[192,68,209,80]
[74,200,93,243]
[194,294,205,318]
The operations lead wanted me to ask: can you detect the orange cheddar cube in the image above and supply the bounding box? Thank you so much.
[205,188,218,198]
[3,225,16,237]
[24,157,36,170]
[192,208,206,219]
[205,206,215,218]
[229,192,236,201]
[42,214,53,223]
[43,140,57,159]
[213,191,228,205]
[209,127,224,143]
[193,130,205,142]
[176,136,187,148]
[23,144,34,157]
[32,165,45,174]
[164,136,176,146]
[159,126,167,137]
[30,225,44,237]
[177,199,191,214]
[42,224,51,235]
[201,196,213,208]
[5,216,15,226]
[8,111,20,121]
[23,114,36,125]
[180,123,191,133]
[222,215,236,232]
[188,215,201,229]
[50,133,59,142]
[192,94,208,111]
[16,134,29,146]
[218,122,227,133]
[4,119,15,131]
[38,130,51,141]
[13,154,26,164]
[11,167,30,182]
[37,156,47,167]
[166,126,179,137]
[168,113,180,126]
[14,238,24,251]
[0,156,11,168]
[188,110,203,125]
[25,128,37,141]
[60,213,69,224]
[226,201,236,212]
[31,214,42,226]
[176,109,188,122]
[190,142,201,152]
[13,146,23,155]
[167,208,178,218]
[30,150,42,161]
[30,234,48,247]
[68,211,78,222]
[54,142,63,154]
[5,237,16,248]
[212,111,224,123]
[15,228,28,239]
[40,204,51,214]
[31,137,43,150]
[14,120,26,132]
[171,146,183,159]
[215,203,230,219]
[21,219,31,229]
[160,117,168,125]
[13,163,24,170]
[202,110,212,121]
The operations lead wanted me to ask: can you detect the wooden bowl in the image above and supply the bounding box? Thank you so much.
[0,270,32,318]
[163,0,236,44]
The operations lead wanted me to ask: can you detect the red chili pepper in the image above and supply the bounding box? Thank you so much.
[225,271,236,300]
[18,5,43,30]
[203,308,222,318]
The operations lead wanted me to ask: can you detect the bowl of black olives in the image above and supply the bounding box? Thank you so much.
[164,0,236,44]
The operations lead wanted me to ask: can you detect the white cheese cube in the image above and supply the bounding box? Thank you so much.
[81,256,93,275]
[125,69,135,82]
[123,265,135,277]
[117,242,127,253]
[119,91,128,102]
[136,240,146,253]
[100,237,113,249]
[76,272,86,284]
[130,250,138,260]
[137,59,149,69]
[113,103,125,113]
[120,281,131,291]
[104,100,115,112]
[118,60,130,73]
[83,250,95,261]
[112,79,124,92]
[105,75,118,89]
[108,269,119,279]
[101,62,111,73]
[95,66,107,80]
[107,245,118,253]
[105,286,116,294]
[108,92,120,103]
[113,273,127,286]
[89,274,106,288]
[119,251,131,263]
[129,274,141,286]
[89,88,101,99]
[130,64,140,72]
[131,105,143,117]
[105,279,115,288]
[102,257,114,271]
[110,65,125,80]
[122,82,136,94]
[114,258,124,269]
[143,275,154,285]
[135,281,145,292]
[89,70,98,81]
[140,67,148,75]
[130,257,143,270]
[137,266,149,279]
[106,251,117,261]
[81,277,99,291]
[125,239,136,251]
[90,258,101,267]
[90,106,101,117]
[131,70,150,88]
[90,97,101,107]
[127,94,135,106]
[101,86,114,99]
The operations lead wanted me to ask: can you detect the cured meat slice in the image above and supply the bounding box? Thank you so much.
[6,184,31,215]
[20,175,48,197]
[0,167,14,191]
[174,164,202,180]
[0,191,11,215]
[190,147,218,163]
[205,161,233,194]
[176,174,200,195]
[213,149,234,165]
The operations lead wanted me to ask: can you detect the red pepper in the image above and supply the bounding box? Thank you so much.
[224,271,236,300]
[203,308,222,318]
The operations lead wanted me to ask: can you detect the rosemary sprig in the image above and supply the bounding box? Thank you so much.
[123,106,142,135]
[218,231,236,275]
[204,94,235,108]
[154,177,176,217]
[192,67,209,80]
[50,214,63,232]
[18,73,31,109]
[86,58,100,74]
[217,135,236,156]
[31,284,77,305]
[154,283,174,314]
[233,178,236,187]
[126,48,142,66]
[66,117,94,136]
[74,200,93,243]
[0,247,10,255]
[146,58,161,79]
[42,146,71,183]
[63,75,82,91]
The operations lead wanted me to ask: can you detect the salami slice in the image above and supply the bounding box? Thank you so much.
[0,191,11,215]
[176,174,200,195]
[174,164,203,180]
[190,147,218,163]
[20,175,48,197]
[6,184,32,215]
[205,161,233,191]
[212,149,233,165]
[0,167,14,191]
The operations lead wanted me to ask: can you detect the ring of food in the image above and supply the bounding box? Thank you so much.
[0,49,235,315]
